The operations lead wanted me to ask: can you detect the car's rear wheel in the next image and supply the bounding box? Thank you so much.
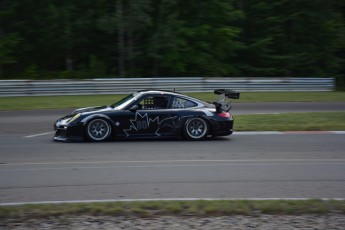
[183,117,209,140]
[85,118,112,142]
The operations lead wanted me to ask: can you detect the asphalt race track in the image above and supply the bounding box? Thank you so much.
[0,102,344,204]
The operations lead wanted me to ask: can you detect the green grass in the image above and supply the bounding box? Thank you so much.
[0,200,344,220]
[0,91,344,111]
[0,95,126,111]
[235,112,345,131]
[188,91,345,103]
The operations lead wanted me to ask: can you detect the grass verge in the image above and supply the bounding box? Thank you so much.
[234,112,345,131]
[0,200,344,219]
[0,91,344,111]
[189,91,345,103]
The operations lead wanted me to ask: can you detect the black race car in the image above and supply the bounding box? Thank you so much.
[54,89,240,142]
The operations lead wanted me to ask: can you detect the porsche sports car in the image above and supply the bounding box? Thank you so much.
[54,89,240,142]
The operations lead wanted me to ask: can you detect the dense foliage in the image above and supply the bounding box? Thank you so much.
[0,0,344,79]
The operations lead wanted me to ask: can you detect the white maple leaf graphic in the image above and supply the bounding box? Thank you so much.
[123,112,180,137]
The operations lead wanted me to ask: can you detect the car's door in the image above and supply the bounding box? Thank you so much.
[117,94,180,138]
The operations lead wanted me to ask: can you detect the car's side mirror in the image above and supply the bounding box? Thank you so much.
[129,105,139,112]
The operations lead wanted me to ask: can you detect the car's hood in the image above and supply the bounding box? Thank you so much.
[73,105,112,114]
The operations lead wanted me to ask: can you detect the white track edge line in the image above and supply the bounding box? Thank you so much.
[1,198,345,206]
[3,158,345,167]
[332,131,345,134]
[24,131,54,138]
[235,131,345,135]
[235,131,283,135]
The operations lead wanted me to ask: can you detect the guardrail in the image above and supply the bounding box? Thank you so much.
[0,77,335,97]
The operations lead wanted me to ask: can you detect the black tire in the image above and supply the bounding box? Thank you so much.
[183,117,209,140]
[85,118,112,142]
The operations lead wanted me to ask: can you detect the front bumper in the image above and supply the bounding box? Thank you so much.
[54,119,84,142]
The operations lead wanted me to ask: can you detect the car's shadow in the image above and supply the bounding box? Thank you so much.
[53,136,231,144]
[110,136,232,143]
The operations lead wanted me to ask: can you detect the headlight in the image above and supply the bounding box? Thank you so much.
[68,113,81,123]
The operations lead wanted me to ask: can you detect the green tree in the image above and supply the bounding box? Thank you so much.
[0,0,21,77]
[0,0,344,80]
[146,0,244,77]
[178,0,244,77]
[235,0,287,76]
[274,0,344,77]
[96,0,152,77]
[0,33,21,77]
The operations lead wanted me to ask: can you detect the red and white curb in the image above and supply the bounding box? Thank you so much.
[235,131,345,135]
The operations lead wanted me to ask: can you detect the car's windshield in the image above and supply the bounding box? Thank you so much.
[111,93,138,109]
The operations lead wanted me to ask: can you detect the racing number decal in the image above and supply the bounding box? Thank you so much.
[123,112,158,136]
[135,120,148,130]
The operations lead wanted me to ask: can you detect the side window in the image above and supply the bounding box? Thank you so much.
[172,97,197,109]
[139,96,169,110]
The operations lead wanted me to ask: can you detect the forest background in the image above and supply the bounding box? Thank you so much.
[0,0,344,88]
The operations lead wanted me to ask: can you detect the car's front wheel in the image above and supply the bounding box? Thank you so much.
[183,117,209,140]
[85,118,112,142]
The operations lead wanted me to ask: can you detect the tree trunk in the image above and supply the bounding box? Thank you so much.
[127,0,134,77]
[117,0,125,77]
[66,55,73,71]
[0,64,3,77]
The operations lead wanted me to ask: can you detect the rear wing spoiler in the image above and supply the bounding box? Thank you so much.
[213,89,240,112]
[214,89,240,99]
